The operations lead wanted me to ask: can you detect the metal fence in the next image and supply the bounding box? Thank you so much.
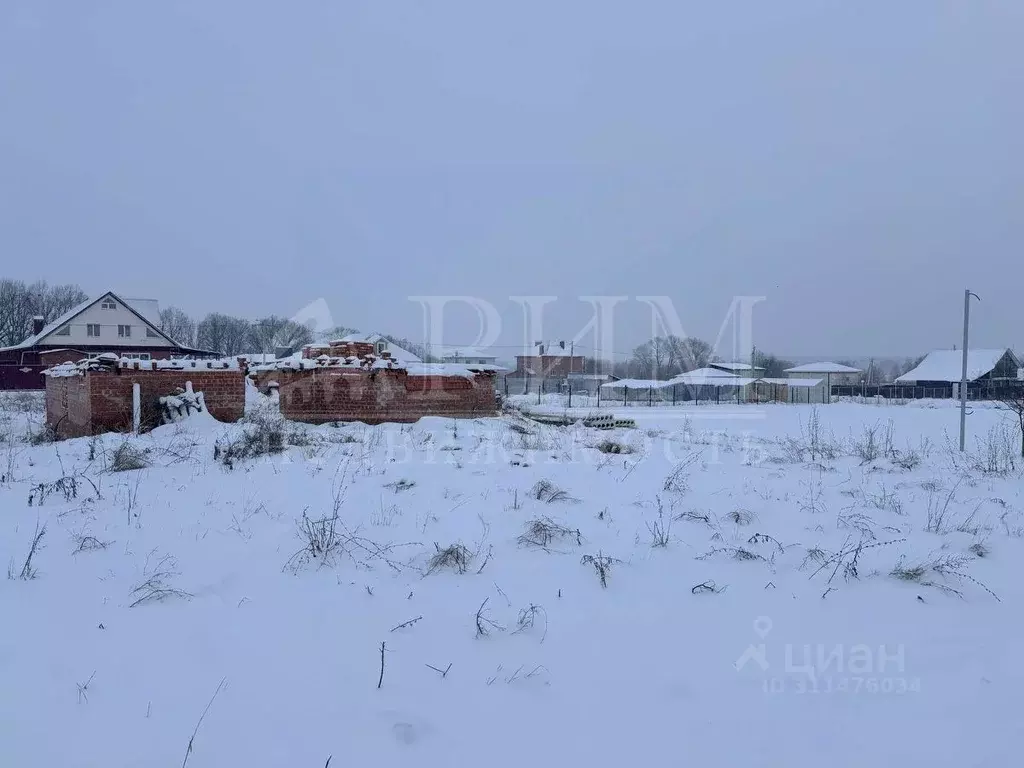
[832,382,1024,401]
[506,376,1024,408]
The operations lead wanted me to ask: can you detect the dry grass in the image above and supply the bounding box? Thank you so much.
[427,543,473,575]
[517,517,581,549]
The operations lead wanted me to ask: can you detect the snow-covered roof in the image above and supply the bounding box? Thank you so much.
[670,367,740,384]
[121,297,161,324]
[785,362,861,374]
[434,345,499,361]
[710,362,763,372]
[895,349,1017,384]
[1,291,175,351]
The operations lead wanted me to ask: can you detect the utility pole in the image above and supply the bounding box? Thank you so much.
[567,340,574,408]
[960,289,981,451]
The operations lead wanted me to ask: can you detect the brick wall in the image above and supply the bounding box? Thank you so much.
[45,374,92,438]
[514,355,585,377]
[253,368,497,424]
[46,368,245,438]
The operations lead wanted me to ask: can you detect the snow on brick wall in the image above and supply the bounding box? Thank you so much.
[46,369,245,438]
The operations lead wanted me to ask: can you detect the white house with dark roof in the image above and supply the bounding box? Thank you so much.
[0,291,217,389]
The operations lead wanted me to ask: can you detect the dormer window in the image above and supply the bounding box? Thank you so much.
[374,340,387,356]
[101,299,116,310]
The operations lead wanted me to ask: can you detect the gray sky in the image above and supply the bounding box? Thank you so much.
[1,1,1021,360]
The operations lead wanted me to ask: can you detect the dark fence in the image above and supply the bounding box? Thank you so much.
[832,382,1024,401]
[0,365,46,390]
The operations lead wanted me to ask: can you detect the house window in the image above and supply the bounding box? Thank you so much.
[118,325,131,338]
[101,299,116,310]
[54,325,70,336]
[87,324,100,337]
[146,327,160,338]
[375,340,387,356]
[124,353,151,361]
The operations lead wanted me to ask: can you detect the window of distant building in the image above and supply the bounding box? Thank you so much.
[101,299,116,310]
[118,325,131,338]
[87,324,100,337]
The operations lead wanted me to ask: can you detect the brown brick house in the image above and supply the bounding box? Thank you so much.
[512,341,585,380]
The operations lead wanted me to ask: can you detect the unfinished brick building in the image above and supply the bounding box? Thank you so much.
[44,356,246,439]
[43,342,499,438]
[250,339,499,424]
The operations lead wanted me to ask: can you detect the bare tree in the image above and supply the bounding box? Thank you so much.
[753,350,795,378]
[159,306,197,346]
[250,316,314,354]
[666,336,713,373]
[196,313,252,356]
[0,279,87,345]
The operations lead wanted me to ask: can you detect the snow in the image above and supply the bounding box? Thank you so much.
[432,345,500,362]
[44,356,240,378]
[600,378,677,390]
[785,362,861,374]
[670,367,742,383]
[3,392,1024,766]
[896,349,1016,384]
[403,362,501,378]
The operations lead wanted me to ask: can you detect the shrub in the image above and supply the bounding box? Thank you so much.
[108,441,150,472]
[427,543,473,574]
[518,517,582,549]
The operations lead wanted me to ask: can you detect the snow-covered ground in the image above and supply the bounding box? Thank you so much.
[3,390,1024,767]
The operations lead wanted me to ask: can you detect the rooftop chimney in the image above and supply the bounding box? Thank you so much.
[32,316,45,335]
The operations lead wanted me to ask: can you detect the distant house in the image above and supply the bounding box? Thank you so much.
[513,341,585,379]
[784,361,861,402]
[895,349,1022,396]
[0,291,218,390]
[434,346,502,367]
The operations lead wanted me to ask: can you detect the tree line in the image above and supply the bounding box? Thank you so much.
[0,278,360,357]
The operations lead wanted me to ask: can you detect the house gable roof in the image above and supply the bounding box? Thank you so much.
[895,349,1019,383]
[1,291,184,352]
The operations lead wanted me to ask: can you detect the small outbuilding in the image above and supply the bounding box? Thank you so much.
[784,361,861,403]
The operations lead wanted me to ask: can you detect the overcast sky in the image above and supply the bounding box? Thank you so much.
[1,1,1021,360]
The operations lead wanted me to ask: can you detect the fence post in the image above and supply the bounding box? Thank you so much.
[132,382,141,434]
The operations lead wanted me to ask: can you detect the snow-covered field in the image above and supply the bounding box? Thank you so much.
[3,390,1024,767]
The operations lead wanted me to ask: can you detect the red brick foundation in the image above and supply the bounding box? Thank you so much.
[46,367,245,439]
[253,368,498,424]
